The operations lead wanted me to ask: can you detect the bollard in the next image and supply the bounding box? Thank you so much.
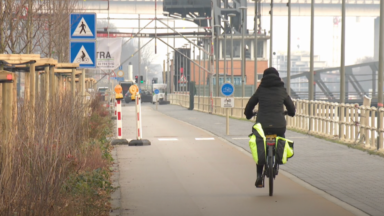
[116,99,122,138]
[111,84,129,145]
[136,93,143,139]
[129,93,151,146]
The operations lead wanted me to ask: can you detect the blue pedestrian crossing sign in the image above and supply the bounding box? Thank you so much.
[221,83,234,97]
[70,41,96,68]
[70,13,96,40]
[154,89,160,95]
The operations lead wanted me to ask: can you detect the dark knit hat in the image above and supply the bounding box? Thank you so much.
[263,67,279,77]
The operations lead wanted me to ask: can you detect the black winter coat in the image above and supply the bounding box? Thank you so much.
[244,74,295,129]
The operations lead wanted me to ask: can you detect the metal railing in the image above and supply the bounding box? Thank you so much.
[168,94,384,150]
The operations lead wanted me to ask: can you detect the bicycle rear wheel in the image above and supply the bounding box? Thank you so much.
[268,145,274,196]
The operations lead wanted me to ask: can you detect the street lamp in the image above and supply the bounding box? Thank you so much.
[228,13,236,85]
[240,6,247,98]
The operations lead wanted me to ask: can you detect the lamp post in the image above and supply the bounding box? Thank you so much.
[240,6,247,98]
[228,13,236,86]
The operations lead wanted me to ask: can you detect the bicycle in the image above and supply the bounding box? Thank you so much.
[252,111,288,196]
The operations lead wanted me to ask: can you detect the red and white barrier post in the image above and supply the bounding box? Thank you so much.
[135,93,142,140]
[111,84,129,145]
[116,99,122,139]
[129,92,151,146]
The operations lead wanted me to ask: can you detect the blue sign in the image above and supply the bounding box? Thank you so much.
[70,13,97,40]
[119,65,123,70]
[70,41,96,68]
[112,77,124,82]
[221,83,234,97]
[154,89,160,95]
[139,89,142,94]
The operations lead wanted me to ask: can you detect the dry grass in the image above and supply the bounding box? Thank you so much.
[0,92,114,216]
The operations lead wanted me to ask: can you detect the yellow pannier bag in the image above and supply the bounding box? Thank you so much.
[275,137,294,164]
[248,123,266,165]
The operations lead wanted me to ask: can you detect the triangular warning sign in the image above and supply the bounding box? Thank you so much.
[110,71,116,77]
[74,46,94,64]
[178,75,188,83]
[72,17,93,36]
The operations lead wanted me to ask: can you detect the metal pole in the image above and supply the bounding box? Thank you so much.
[254,1,258,91]
[174,21,176,92]
[241,8,245,98]
[287,0,291,96]
[210,1,215,113]
[231,19,234,85]
[269,0,273,67]
[199,49,201,108]
[309,0,315,133]
[177,50,180,92]
[167,53,170,93]
[309,0,314,101]
[340,0,346,104]
[216,26,220,96]
[377,0,384,149]
[193,41,196,86]
[224,33,227,83]
[183,49,185,93]
[138,14,141,87]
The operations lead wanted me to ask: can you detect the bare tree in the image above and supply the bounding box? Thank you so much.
[0,0,79,60]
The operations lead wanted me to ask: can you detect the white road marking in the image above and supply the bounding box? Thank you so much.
[232,138,249,140]
[158,138,178,141]
[195,138,215,141]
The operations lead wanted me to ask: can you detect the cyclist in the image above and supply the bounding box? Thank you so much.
[244,67,296,188]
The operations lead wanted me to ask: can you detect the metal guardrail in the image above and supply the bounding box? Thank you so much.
[169,94,384,150]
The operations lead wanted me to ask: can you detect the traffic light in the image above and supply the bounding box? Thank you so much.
[135,75,138,83]
[140,75,144,83]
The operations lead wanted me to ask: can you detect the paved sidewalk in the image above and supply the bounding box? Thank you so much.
[153,104,384,216]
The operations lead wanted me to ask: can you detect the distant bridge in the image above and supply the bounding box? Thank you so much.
[79,0,380,16]
[281,61,380,105]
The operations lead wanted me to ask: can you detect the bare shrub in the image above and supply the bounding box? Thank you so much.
[0,92,113,216]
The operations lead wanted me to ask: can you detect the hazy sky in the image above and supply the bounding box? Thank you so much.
[98,13,376,68]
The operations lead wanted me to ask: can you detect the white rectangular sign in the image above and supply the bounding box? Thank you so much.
[96,38,122,70]
[221,97,235,108]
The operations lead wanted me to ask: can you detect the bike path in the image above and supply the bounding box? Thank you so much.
[113,104,358,216]
[152,104,384,216]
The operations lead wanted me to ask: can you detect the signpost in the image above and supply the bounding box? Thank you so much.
[220,83,235,135]
[154,88,160,110]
